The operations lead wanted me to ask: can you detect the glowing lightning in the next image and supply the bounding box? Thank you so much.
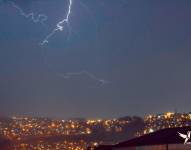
[7,0,109,86]
[57,71,109,86]
[10,2,48,25]
[41,0,72,45]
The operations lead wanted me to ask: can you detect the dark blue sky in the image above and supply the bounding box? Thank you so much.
[0,0,191,118]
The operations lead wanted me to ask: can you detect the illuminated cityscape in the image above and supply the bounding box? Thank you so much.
[0,116,141,150]
[0,112,191,149]
[0,117,132,140]
[141,112,191,135]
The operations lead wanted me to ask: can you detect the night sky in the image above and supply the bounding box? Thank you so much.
[0,0,191,119]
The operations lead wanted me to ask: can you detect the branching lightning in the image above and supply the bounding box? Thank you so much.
[10,1,48,25]
[57,71,109,86]
[6,0,109,86]
[41,0,72,45]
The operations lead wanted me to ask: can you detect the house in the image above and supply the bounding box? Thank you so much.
[92,126,191,150]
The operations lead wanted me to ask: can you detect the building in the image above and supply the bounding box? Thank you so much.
[93,126,191,150]
[0,136,12,150]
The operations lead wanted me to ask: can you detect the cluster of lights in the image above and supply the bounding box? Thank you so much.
[141,112,191,135]
[0,117,131,150]
[13,140,97,150]
[1,112,190,149]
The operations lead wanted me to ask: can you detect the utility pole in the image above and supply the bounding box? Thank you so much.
[166,144,168,150]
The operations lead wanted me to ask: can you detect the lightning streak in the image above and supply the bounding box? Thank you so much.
[41,0,72,45]
[8,0,109,86]
[10,2,48,25]
[57,71,109,85]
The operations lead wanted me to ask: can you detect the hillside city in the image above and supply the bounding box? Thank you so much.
[0,112,191,150]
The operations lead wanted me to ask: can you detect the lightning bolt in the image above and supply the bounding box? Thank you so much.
[6,0,109,86]
[10,1,48,25]
[57,71,109,86]
[41,0,72,45]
